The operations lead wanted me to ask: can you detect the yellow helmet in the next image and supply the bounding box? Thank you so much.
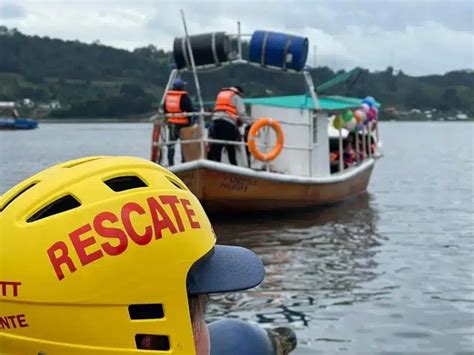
[0,156,264,354]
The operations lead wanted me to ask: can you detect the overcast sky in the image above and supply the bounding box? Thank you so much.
[1,0,473,76]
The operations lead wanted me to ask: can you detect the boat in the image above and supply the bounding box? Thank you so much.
[150,24,382,213]
[0,118,39,130]
[0,103,38,130]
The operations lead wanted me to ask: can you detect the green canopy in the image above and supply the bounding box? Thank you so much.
[316,67,362,94]
[244,94,369,111]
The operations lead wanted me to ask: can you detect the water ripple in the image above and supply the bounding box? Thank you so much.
[2,122,473,354]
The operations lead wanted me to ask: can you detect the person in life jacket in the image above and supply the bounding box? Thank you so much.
[0,156,300,355]
[208,86,246,166]
[164,78,195,166]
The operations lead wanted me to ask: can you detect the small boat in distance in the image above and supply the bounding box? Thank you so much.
[0,102,38,130]
[0,118,39,130]
[150,24,382,213]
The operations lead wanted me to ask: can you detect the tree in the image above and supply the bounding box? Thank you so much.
[1,26,473,119]
[404,86,435,109]
[120,83,146,97]
[437,88,461,111]
[134,45,160,60]
[383,66,397,92]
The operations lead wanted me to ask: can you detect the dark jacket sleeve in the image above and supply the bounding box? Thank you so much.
[180,94,194,112]
[162,96,168,113]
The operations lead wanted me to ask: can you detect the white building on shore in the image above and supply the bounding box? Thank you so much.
[0,101,15,108]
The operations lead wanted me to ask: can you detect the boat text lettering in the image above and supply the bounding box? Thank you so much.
[220,176,257,192]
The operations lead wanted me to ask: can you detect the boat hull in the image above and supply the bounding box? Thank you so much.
[171,160,375,213]
[0,118,38,130]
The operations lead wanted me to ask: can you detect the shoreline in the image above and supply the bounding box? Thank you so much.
[38,118,152,123]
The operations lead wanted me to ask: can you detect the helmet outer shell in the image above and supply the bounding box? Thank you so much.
[0,156,215,354]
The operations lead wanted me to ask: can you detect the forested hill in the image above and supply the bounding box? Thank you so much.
[1,26,473,119]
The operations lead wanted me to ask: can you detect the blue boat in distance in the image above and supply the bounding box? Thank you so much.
[0,118,39,130]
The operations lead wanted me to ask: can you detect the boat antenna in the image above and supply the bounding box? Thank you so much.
[180,9,206,158]
[313,45,316,68]
[237,21,243,60]
[346,68,363,95]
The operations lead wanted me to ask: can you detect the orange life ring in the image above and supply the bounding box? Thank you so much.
[247,118,284,162]
[150,123,161,163]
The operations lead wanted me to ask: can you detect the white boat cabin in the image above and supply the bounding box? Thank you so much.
[158,93,379,179]
[243,94,370,178]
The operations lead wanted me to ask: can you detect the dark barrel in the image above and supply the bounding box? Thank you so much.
[173,32,231,69]
[249,30,309,71]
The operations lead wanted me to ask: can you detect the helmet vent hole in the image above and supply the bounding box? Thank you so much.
[0,182,37,212]
[166,177,185,190]
[104,176,147,192]
[129,304,164,320]
[27,195,81,222]
[135,334,170,351]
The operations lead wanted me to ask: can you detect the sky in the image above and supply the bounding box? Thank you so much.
[0,0,473,76]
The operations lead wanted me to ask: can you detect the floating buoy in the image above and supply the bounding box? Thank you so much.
[247,118,284,162]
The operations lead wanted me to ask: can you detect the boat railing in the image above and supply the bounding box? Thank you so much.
[153,110,379,174]
[155,137,310,152]
[152,111,314,169]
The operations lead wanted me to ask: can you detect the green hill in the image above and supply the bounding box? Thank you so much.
[0,26,473,119]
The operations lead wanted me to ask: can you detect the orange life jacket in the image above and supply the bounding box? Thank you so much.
[214,89,238,119]
[165,90,189,125]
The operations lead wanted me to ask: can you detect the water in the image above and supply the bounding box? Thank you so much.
[1,122,473,354]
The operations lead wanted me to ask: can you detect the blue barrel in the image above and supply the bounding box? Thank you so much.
[249,30,308,71]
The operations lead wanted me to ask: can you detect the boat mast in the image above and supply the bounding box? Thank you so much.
[237,21,243,60]
[180,9,206,159]
[302,70,320,176]
[313,45,316,68]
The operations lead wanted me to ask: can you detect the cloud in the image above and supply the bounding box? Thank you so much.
[0,2,27,19]
[4,0,474,75]
[145,0,474,35]
[299,20,474,75]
